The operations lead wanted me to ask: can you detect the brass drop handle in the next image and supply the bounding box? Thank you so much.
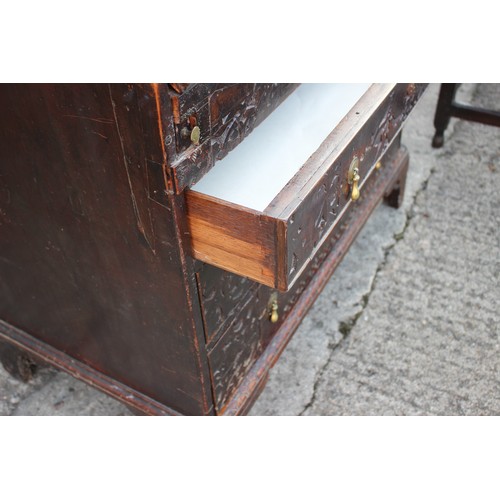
[350,170,360,201]
[348,157,361,201]
[269,298,279,323]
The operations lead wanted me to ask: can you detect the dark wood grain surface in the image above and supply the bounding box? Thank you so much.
[0,84,213,415]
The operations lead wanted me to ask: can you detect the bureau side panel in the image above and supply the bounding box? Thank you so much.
[0,84,213,415]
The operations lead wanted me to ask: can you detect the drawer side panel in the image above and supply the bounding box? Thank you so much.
[186,191,279,288]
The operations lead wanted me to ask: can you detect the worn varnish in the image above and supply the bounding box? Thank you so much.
[0,84,212,415]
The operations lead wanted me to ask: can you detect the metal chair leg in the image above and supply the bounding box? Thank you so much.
[432,83,459,148]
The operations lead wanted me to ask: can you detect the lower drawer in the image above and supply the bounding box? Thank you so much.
[186,83,425,292]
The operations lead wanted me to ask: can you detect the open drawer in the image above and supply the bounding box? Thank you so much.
[185,83,425,291]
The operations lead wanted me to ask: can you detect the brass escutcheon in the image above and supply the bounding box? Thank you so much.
[190,125,201,146]
[348,156,361,201]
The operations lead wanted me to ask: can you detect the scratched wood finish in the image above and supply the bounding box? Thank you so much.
[0,320,183,415]
[186,84,427,291]
[165,83,299,193]
[220,138,410,415]
[0,84,213,415]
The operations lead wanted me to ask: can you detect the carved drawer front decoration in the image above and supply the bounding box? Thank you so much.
[167,83,299,193]
[207,286,270,411]
[186,83,426,292]
[196,264,255,346]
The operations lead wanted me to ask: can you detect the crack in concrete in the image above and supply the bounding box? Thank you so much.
[298,107,468,415]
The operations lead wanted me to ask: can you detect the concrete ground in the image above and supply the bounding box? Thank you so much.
[1,83,498,416]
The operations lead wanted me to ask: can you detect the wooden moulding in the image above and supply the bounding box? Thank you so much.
[0,320,181,416]
[185,83,426,292]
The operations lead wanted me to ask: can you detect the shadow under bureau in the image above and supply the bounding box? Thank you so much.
[0,83,426,415]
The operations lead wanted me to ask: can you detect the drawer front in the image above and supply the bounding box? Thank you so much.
[273,83,425,289]
[168,83,299,193]
[186,83,426,291]
[207,285,270,412]
[196,264,256,346]
[261,136,409,345]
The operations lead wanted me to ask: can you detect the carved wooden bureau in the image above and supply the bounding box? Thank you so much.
[0,83,426,415]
